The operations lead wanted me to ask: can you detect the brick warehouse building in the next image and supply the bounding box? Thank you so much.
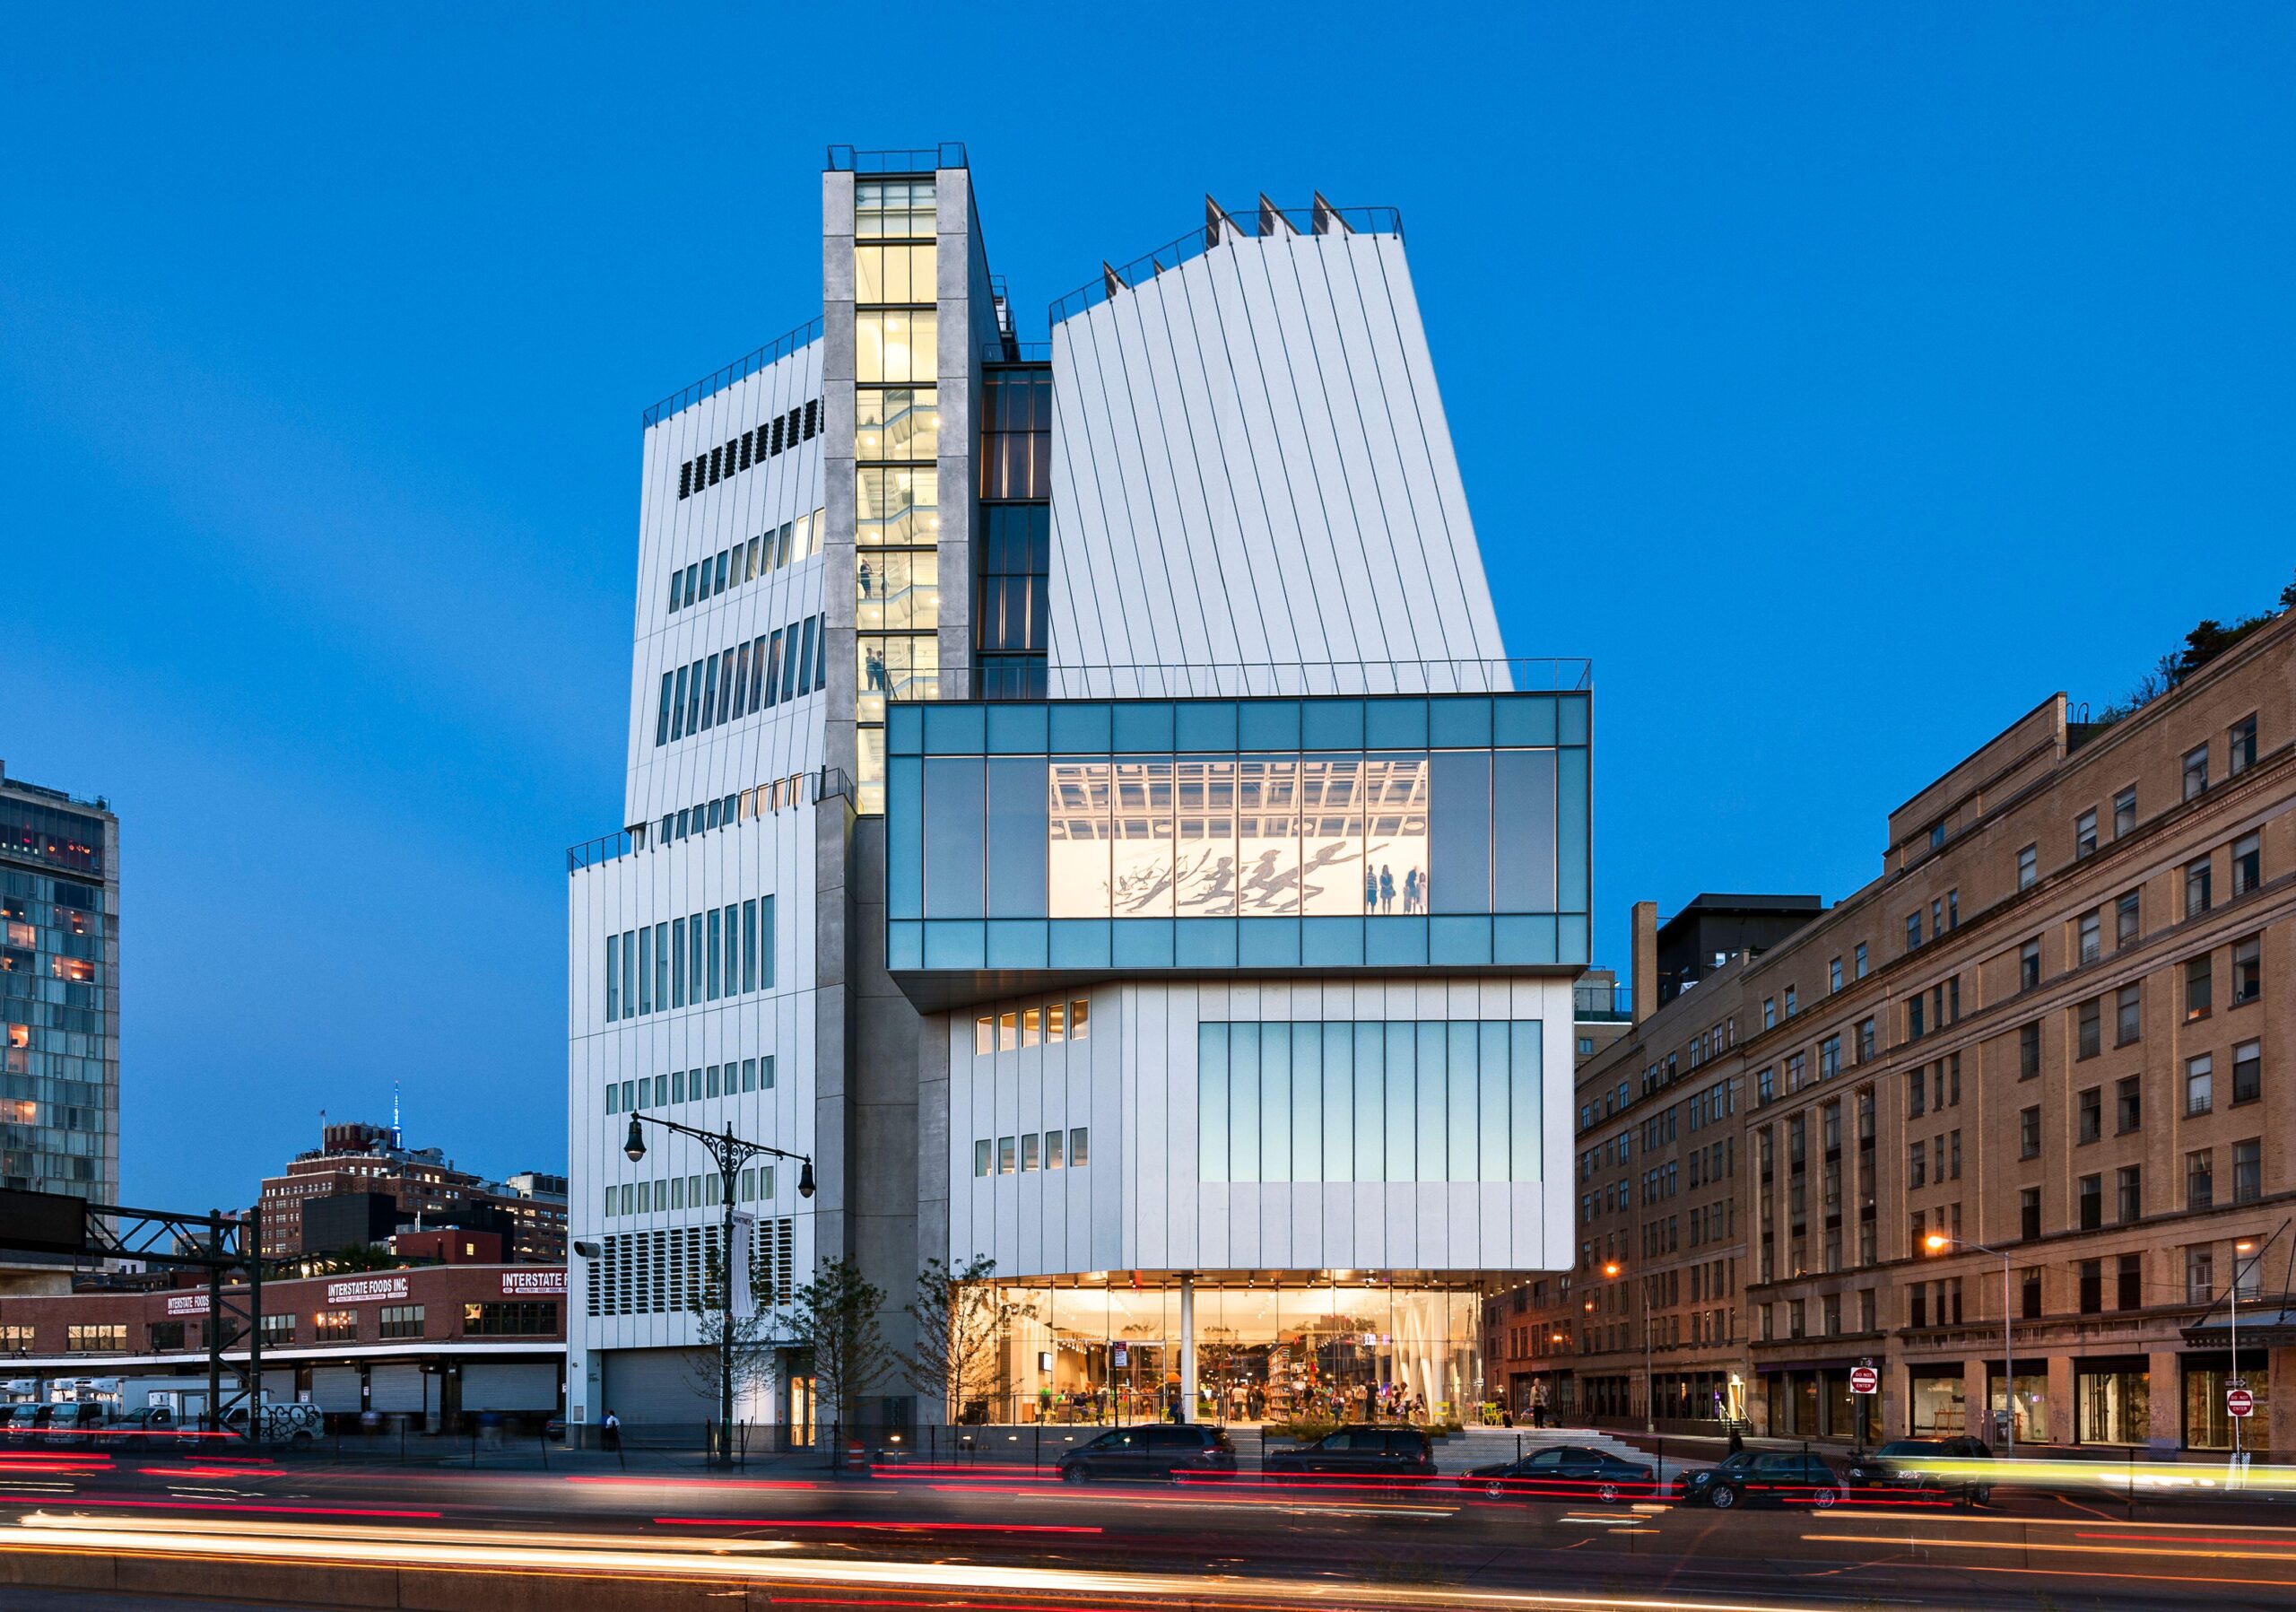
[255,1120,567,1263]
[1490,602,2295,1458]
[0,1262,564,1429]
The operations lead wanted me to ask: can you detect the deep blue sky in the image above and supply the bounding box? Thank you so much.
[4,6,2290,1212]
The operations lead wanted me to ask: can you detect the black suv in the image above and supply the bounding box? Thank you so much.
[1057,1424,1237,1483]
[1263,1425,1437,1480]
[1463,1444,1657,1503]
[1847,1437,1993,1503]
[1676,1450,1843,1511]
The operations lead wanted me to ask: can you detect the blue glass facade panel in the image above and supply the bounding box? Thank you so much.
[888,693,1588,973]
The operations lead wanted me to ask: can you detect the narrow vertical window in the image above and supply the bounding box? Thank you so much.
[814,615,827,689]
[796,617,819,697]
[742,900,758,992]
[759,896,775,988]
[748,635,770,710]
[700,655,720,729]
[637,926,653,1015]
[781,626,803,703]
[732,643,752,719]
[707,909,722,1000]
[604,934,620,1022]
[670,667,689,740]
[656,673,674,745]
[685,659,705,733]
[670,917,686,1006]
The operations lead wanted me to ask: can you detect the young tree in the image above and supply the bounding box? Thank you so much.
[900,1255,1029,1425]
[683,1248,778,1457]
[787,1256,893,1469]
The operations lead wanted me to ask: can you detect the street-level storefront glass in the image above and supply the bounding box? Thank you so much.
[1908,1367,1965,1438]
[979,1280,1483,1425]
[2184,1353,2271,1453]
[2076,1360,2151,1445]
[1987,1368,2052,1444]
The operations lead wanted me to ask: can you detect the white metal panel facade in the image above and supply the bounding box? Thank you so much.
[1048,231,1508,696]
[946,977,1574,1278]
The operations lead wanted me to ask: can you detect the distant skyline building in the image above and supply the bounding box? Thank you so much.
[256,1118,567,1263]
[569,145,1593,1433]
[0,765,118,1207]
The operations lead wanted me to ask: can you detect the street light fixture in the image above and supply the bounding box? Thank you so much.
[622,1110,815,1465]
[1923,1232,2013,1452]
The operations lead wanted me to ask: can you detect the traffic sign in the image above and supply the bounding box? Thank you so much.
[2228,1388,2255,1419]
[1849,1365,1879,1395]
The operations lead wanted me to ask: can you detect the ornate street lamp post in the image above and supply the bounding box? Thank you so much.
[624,1111,814,1466]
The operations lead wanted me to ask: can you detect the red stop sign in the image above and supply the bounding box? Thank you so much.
[1850,1366,1879,1395]
[2228,1388,2255,1419]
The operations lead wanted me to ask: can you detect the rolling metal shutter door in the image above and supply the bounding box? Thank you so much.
[461,1363,559,1413]
[603,1347,712,1425]
[369,1363,425,1413]
[309,1367,363,1413]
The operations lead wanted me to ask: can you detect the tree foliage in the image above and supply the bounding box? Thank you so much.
[787,1256,894,1464]
[899,1255,1029,1423]
[683,1246,778,1418]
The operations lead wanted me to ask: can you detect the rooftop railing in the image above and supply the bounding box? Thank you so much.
[568,767,855,873]
[642,317,825,429]
[1036,658,1591,701]
[1049,202,1403,327]
[825,142,967,174]
[1574,980,1633,1023]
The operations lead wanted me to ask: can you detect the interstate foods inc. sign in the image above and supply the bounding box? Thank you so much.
[325,1275,409,1304]
[500,1269,566,1296]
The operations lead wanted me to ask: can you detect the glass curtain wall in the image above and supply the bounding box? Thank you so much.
[854,179,940,811]
[971,1281,1483,1426]
[979,368,1051,700]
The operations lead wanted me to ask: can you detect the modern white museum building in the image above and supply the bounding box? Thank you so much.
[566,144,1594,1433]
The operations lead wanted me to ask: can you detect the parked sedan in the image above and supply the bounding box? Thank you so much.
[1847,1437,1993,1503]
[1057,1424,1237,1484]
[1676,1450,1844,1511]
[1464,1444,1657,1503]
[1262,1425,1437,1481]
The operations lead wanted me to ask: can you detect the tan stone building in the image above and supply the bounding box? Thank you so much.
[1491,605,2294,1456]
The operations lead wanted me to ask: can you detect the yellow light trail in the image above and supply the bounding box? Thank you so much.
[1803,1530,2296,1567]
[4,1511,1899,1612]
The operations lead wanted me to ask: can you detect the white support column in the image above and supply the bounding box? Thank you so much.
[1178,1272,1196,1424]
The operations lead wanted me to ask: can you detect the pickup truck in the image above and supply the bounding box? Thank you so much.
[215,1400,325,1443]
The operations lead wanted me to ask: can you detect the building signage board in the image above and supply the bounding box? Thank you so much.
[163,1293,210,1317]
[325,1276,409,1304]
[501,1269,566,1297]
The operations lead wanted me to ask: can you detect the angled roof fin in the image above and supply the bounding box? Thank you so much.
[1205,195,1244,249]
[1311,191,1352,236]
[1257,194,1299,238]
[1102,261,1126,299]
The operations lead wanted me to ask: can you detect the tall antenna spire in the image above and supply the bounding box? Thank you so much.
[392,1081,403,1150]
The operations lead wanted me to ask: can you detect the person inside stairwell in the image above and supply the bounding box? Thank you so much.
[1379,866,1396,913]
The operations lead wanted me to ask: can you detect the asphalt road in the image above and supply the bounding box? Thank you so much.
[4,1446,2295,1610]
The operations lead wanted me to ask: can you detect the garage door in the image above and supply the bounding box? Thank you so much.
[603,1348,713,1427]
[309,1367,363,1413]
[462,1363,560,1413]
[369,1364,426,1413]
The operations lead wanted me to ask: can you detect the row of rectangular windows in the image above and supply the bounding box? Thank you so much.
[971,997,1091,1054]
[972,1127,1091,1175]
[606,1058,776,1113]
[656,616,825,746]
[677,402,819,500]
[666,510,825,615]
[605,1161,782,1216]
[603,895,775,1024]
